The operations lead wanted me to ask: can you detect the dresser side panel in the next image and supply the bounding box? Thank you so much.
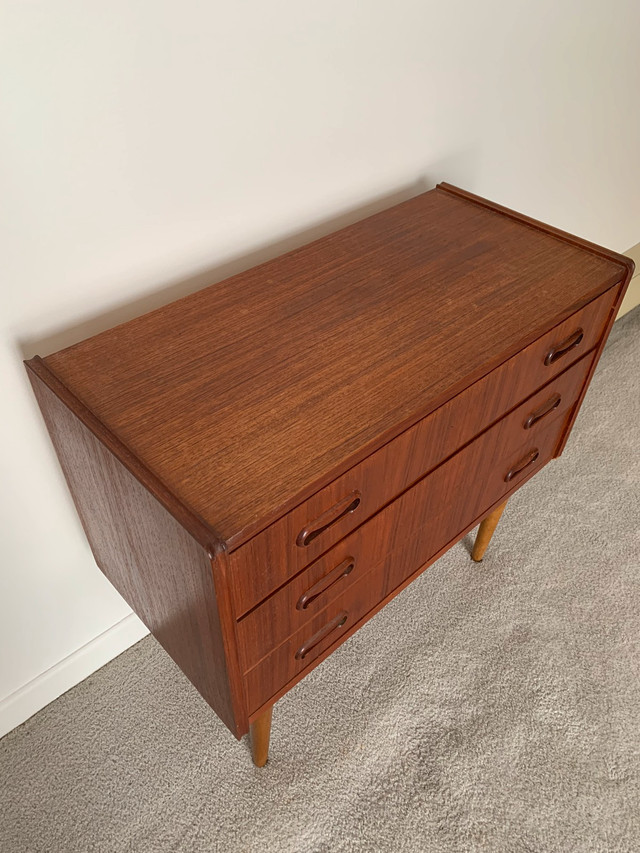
[28,370,243,737]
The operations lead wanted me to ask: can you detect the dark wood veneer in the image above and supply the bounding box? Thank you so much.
[41,187,628,552]
[27,369,246,736]
[25,183,634,763]
[229,291,615,616]
[237,353,591,676]
[244,407,570,716]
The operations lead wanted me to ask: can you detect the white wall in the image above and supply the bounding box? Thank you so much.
[1,0,639,736]
[619,243,640,318]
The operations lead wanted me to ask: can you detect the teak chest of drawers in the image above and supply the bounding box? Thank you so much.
[26,184,634,767]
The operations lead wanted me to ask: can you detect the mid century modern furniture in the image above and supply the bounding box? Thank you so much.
[26,184,634,766]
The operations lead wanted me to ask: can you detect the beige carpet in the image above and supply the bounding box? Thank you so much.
[2,306,639,853]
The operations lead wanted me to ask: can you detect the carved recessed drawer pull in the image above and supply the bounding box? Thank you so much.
[523,393,562,429]
[296,491,361,547]
[544,328,584,366]
[504,448,540,482]
[295,611,349,660]
[296,558,356,610]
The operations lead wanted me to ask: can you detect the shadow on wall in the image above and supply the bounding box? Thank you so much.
[18,169,465,362]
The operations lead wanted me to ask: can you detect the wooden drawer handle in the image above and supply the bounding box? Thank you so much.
[504,447,540,483]
[296,491,361,548]
[504,448,539,482]
[544,328,584,366]
[294,611,348,660]
[296,558,355,610]
[523,393,561,429]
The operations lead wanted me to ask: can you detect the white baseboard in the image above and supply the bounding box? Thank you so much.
[0,614,149,739]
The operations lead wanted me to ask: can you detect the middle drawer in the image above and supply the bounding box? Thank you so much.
[236,352,593,674]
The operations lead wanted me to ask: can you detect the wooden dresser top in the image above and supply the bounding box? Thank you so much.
[37,184,629,550]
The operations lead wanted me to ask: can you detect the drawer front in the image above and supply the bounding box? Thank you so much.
[230,286,618,617]
[244,388,573,713]
[238,352,593,677]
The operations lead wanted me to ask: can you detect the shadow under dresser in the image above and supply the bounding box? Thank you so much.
[25,183,635,766]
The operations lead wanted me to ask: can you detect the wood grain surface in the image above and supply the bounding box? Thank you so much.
[237,352,592,677]
[243,391,575,713]
[229,292,615,615]
[27,367,246,737]
[37,186,630,550]
[25,185,635,751]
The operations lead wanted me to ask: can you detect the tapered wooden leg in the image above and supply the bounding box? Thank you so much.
[250,706,273,767]
[472,500,508,562]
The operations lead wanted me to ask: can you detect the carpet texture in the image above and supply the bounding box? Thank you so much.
[2,306,639,853]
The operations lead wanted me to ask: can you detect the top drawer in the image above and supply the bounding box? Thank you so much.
[230,284,619,616]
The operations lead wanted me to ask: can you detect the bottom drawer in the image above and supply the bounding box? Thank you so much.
[243,364,584,713]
